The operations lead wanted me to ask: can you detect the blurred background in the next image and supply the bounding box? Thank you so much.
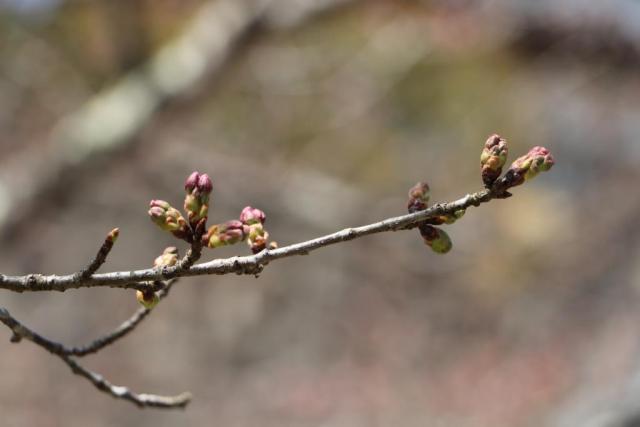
[1,0,640,426]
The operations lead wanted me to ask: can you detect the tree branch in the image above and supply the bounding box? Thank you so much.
[0,188,493,293]
[66,279,177,357]
[0,305,191,409]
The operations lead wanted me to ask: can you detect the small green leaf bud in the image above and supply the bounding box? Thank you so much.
[154,246,179,268]
[136,289,159,309]
[419,224,452,254]
[202,220,249,248]
[148,200,191,241]
[247,223,269,254]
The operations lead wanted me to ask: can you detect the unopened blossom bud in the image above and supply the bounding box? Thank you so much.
[202,220,248,248]
[419,224,452,254]
[407,182,430,213]
[154,246,179,268]
[504,146,555,188]
[239,206,266,225]
[148,200,191,241]
[247,223,269,254]
[107,228,119,243]
[136,289,159,309]
[480,134,508,188]
[184,171,213,228]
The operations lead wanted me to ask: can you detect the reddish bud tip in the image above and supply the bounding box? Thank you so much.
[198,174,213,195]
[240,206,266,225]
[408,182,430,213]
[185,172,200,192]
[504,146,555,188]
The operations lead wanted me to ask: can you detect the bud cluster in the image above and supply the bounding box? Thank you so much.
[200,206,272,253]
[406,182,453,254]
[148,172,272,254]
[478,134,555,193]
[148,199,191,241]
[184,172,213,228]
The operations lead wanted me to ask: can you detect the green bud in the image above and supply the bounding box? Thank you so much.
[419,225,452,254]
[136,290,159,309]
[247,223,269,254]
[154,246,179,268]
[202,220,248,248]
[148,200,191,241]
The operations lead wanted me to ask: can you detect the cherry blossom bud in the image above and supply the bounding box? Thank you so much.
[154,246,179,268]
[202,220,248,248]
[247,223,268,254]
[504,146,555,188]
[480,134,508,188]
[239,206,266,225]
[148,200,191,241]
[136,289,159,309]
[184,171,213,228]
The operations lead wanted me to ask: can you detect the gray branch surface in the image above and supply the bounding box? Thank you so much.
[0,188,492,293]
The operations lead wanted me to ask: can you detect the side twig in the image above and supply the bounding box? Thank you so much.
[0,280,188,409]
[77,228,120,279]
[67,279,177,357]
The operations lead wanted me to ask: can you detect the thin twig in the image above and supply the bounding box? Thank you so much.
[0,188,493,292]
[67,279,177,357]
[77,228,120,279]
[0,297,191,409]
[61,354,191,409]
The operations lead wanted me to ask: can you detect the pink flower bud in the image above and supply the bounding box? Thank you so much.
[240,206,266,225]
[504,146,555,188]
[197,174,213,195]
[183,172,213,228]
[185,171,199,192]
